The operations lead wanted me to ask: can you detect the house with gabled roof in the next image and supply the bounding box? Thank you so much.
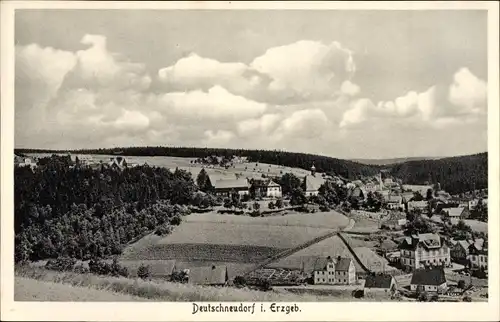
[386,194,404,210]
[399,233,451,270]
[450,239,473,264]
[364,274,397,296]
[313,256,356,285]
[467,239,487,270]
[410,267,447,294]
[444,207,470,220]
[187,265,228,286]
[214,178,249,197]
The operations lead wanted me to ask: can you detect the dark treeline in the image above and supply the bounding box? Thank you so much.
[15,155,196,263]
[17,146,381,179]
[15,148,488,194]
[389,153,488,195]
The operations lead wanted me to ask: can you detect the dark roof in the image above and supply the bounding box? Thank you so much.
[188,265,228,285]
[410,267,446,286]
[214,179,249,190]
[365,274,394,289]
[313,257,330,271]
[313,256,351,271]
[335,258,352,271]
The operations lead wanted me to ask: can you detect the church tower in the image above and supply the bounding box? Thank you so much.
[310,164,316,177]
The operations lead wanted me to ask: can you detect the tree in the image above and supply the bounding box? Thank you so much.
[426,188,434,200]
[253,202,261,211]
[290,188,307,206]
[233,275,247,287]
[137,263,151,279]
[412,191,424,202]
[268,201,275,210]
[275,198,284,209]
[279,173,302,196]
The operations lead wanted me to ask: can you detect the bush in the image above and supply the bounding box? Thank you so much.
[137,263,151,280]
[88,258,128,277]
[457,279,466,289]
[275,198,284,209]
[170,270,188,283]
[268,202,275,210]
[155,224,173,236]
[418,292,429,302]
[170,215,182,226]
[352,289,364,298]
[462,296,472,302]
[233,275,247,287]
[45,257,76,272]
[73,263,90,274]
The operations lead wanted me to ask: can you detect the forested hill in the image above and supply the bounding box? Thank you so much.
[17,147,382,180]
[16,147,488,194]
[387,152,488,195]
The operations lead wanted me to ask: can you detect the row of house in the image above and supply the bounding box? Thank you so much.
[450,238,488,270]
[213,165,325,199]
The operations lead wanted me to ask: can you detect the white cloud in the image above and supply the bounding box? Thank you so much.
[448,67,487,113]
[14,35,487,159]
[340,80,360,96]
[154,85,267,121]
[203,129,235,146]
[251,40,355,101]
[237,113,282,137]
[274,109,329,140]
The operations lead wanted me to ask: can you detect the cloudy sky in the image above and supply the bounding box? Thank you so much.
[15,10,488,159]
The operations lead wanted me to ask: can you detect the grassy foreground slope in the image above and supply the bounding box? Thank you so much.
[16,266,342,301]
[15,277,148,301]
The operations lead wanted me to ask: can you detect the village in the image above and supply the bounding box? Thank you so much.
[15,152,489,302]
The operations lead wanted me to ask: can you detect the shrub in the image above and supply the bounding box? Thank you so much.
[463,296,472,302]
[137,263,151,280]
[73,263,89,274]
[155,224,173,236]
[170,215,182,226]
[268,201,275,210]
[418,292,429,302]
[458,279,466,289]
[45,257,76,272]
[233,275,247,287]
[352,289,364,298]
[170,270,188,283]
[275,198,284,209]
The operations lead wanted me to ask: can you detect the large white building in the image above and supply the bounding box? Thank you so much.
[313,256,356,285]
[399,233,451,270]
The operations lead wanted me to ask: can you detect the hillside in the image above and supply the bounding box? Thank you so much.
[387,152,488,195]
[16,147,381,180]
[352,157,439,166]
[15,147,488,195]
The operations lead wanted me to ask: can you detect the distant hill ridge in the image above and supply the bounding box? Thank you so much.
[16,147,487,195]
[351,157,441,166]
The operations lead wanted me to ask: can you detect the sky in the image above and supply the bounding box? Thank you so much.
[14,10,488,159]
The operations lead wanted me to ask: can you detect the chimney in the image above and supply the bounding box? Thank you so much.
[327,256,332,261]
[337,256,342,262]
[211,265,216,270]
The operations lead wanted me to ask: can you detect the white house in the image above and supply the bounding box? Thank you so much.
[410,267,447,294]
[399,233,451,270]
[313,256,356,285]
[407,200,429,213]
[386,195,404,210]
[364,274,397,296]
[264,180,282,198]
